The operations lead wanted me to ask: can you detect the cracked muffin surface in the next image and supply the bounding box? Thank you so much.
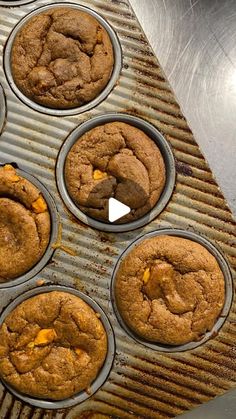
[0,165,50,282]
[115,235,225,345]
[0,291,107,400]
[65,122,166,223]
[11,7,114,109]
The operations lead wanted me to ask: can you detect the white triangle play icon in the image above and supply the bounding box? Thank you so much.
[108,198,131,222]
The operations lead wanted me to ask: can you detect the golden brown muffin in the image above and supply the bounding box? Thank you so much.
[0,165,51,282]
[115,235,225,345]
[11,7,114,109]
[0,291,107,400]
[65,122,166,223]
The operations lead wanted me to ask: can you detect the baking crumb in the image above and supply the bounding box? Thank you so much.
[51,223,77,256]
[86,386,92,395]
[36,279,45,287]
[96,313,101,318]
[52,243,77,256]
[52,223,62,248]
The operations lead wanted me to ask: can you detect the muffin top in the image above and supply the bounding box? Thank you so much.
[115,235,225,345]
[0,291,107,400]
[0,165,50,281]
[65,122,166,223]
[11,7,114,109]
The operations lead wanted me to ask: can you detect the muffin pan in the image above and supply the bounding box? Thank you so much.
[0,0,35,6]
[0,0,235,418]
[56,113,175,232]
[0,84,6,135]
[4,3,122,116]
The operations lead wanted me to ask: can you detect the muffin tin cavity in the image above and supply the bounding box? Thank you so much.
[111,229,233,352]
[56,113,176,232]
[0,285,115,409]
[4,3,122,116]
[0,164,58,288]
[0,84,6,135]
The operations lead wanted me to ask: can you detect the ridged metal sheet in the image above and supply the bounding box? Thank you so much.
[0,0,236,418]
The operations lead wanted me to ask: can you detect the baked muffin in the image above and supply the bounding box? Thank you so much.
[11,7,114,109]
[0,164,50,282]
[65,122,166,223]
[0,291,107,400]
[115,235,225,345]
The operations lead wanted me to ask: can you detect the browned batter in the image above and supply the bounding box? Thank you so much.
[65,122,166,223]
[115,235,225,345]
[0,291,107,400]
[11,7,114,109]
[0,165,50,281]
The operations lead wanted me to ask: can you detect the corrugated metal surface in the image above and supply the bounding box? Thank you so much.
[0,0,235,418]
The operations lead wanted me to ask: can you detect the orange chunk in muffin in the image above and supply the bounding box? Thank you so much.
[93,169,108,180]
[34,328,57,346]
[32,196,47,213]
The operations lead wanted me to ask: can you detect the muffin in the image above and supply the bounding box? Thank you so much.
[0,164,50,282]
[0,291,107,400]
[115,235,225,345]
[11,7,114,109]
[65,122,166,223]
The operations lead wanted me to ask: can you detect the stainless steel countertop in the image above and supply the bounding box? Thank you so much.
[129,0,236,417]
[130,0,236,219]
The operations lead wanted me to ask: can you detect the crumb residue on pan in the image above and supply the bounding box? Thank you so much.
[0,291,107,399]
[11,7,114,109]
[0,165,51,282]
[51,222,77,256]
[36,279,46,287]
[65,122,166,223]
[175,160,193,177]
[115,235,225,345]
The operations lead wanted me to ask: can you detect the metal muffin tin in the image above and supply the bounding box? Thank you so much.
[0,285,115,409]
[56,113,176,232]
[0,164,59,289]
[0,0,36,7]
[0,0,235,417]
[0,84,6,135]
[3,2,122,116]
[111,228,233,352]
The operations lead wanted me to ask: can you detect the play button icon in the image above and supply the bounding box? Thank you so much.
[108,198,131,223]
